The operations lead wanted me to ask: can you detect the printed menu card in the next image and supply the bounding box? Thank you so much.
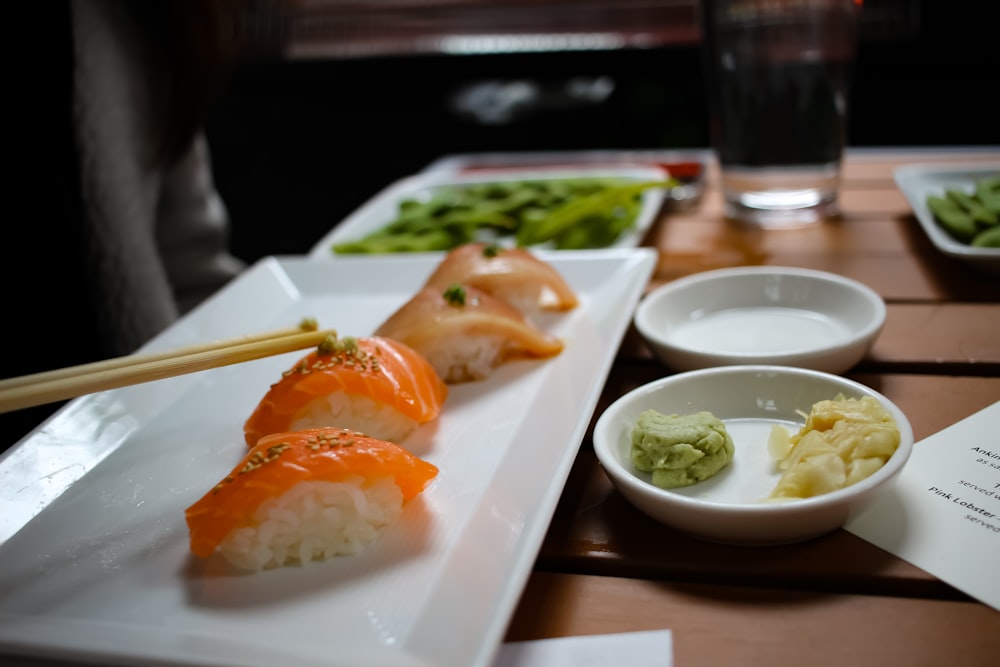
[845,400,1000,611]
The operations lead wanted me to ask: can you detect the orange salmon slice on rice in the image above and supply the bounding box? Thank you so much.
[185,427,439,570]
[243,334,447,448]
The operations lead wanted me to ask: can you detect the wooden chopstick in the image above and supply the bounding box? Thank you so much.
[0,324,336,414]
[0,321,320,392]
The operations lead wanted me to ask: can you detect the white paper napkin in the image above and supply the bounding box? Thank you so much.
[845,400,1000,611]
[494,629,673,667]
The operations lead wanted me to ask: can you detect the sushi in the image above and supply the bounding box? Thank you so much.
[422,242,579,315]
[374,283,564,383]
[185,427,439,570]
[243,334,447,448]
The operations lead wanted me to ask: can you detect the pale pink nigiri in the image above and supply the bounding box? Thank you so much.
[374,283,564,383]
[422,242,579,315]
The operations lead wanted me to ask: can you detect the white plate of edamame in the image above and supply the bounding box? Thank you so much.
[308,165,670,257]
[894,163,1000,274]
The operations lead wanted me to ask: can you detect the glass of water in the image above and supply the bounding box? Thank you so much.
[699,0,861,227]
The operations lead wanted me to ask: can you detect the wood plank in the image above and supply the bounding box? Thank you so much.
[644,247,997,302]
[651,215,907,256]
[647,182,998,299]
[840,186,913,213]
[504,572,1000,667]
[644,207,998,301]
[871,305,1000,367]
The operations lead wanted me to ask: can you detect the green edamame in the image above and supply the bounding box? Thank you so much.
[971,225,1000,248]
[975,177,1000,216]
[927,195,978,243]
[946,188,998,227]
[925,175,1000,246]
[331,177,675,254]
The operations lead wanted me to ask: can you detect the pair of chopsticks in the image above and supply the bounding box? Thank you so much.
[0,320,336,414]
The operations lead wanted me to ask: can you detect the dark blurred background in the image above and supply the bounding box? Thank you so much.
[203,0,997,263]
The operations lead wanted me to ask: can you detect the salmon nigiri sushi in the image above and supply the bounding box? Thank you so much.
[186,427,439,570]
[243,334,447,448]
[374,283,564,384]
[423,242,579,316]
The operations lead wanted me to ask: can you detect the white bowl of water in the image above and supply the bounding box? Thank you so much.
[634,266,885,374]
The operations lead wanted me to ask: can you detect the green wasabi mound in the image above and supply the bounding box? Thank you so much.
[631,409,735,489]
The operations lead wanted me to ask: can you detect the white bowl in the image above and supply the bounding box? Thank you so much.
[634,266,886,374]
[592,365,914,545]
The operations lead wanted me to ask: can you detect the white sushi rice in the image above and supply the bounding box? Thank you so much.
[289,393,419,443]
[219,476,403,571]
[424,335,505,383]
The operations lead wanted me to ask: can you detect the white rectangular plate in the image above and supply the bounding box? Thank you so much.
[893,163,1000,274]
[0,249,657,667]
[308,166,668,258]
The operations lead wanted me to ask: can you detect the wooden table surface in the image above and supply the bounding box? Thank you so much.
[502,148,1000,666]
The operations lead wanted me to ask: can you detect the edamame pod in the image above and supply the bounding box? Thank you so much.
[946,188,998,228]
[975,177,1000,216]
[971,225,1000,248]
[927,195,977,243]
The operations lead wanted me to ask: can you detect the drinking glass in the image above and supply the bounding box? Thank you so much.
[699,0,861,227]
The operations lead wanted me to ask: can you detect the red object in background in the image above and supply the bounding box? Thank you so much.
[653,161,703,181]
[459,161,704,183]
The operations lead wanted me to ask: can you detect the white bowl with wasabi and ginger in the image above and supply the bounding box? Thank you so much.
[634,266,886,374]
[592,365,914,545]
